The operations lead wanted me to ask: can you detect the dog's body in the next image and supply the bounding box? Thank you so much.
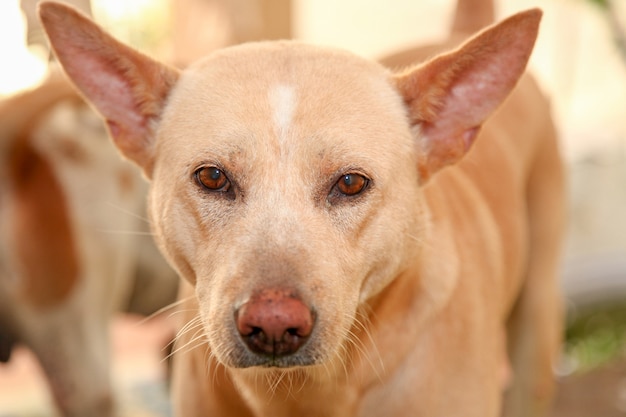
[40,1,564,416]
[0,74,175,416]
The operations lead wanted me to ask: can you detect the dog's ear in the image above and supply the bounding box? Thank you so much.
[394,9,542,181]
[38,1,180,177]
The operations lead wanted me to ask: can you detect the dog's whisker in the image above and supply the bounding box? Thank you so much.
[355,309,386,375]
[277,371,292,398]
[284,369,303,399]
[96,229,156,236]
[261,372,273,398]
[318,361,330,384]
[176,316,204,340]
[166,308,202,323]
[341,310,386,384]
[265,370,284,399]
[136,296,194,326]
[336,338,352,381]
[209,353,220,390]
[203,345,221,390]
[168,315,203,350]
[179,327,207,351]
[105,201,152,224]
[287,369,305,399]
[404,224,428,244]
[161,310,204,354]
[282,371,293,399]
[167,327,207,360]
[252,368,261,396]
[168,331,204,357]
[405,232,423,243]
[290,369,308,396]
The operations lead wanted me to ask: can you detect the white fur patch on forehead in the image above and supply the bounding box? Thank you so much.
[268,84,296,137]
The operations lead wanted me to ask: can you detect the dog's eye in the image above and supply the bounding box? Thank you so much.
[335,173,369,196]
[195,166,231,192]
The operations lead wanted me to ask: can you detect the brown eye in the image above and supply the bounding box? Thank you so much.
[336,173,369,196]
[195,166,230,192]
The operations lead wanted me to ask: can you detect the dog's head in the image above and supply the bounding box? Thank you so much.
[40,2,540,369]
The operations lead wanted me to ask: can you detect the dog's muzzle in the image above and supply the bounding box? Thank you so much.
[235,288,315,364]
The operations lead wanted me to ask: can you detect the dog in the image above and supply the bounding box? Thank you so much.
[39,0,565,415]
[0,72,176,416]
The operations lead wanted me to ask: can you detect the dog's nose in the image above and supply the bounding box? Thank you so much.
[236,288,314,357]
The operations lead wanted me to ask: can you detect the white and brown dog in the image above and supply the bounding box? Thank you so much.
[0,73,175,416]
[39,1,565,416]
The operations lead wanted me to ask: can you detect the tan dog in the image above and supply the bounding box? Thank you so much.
[40,1,564,416]
[0,73,175,416]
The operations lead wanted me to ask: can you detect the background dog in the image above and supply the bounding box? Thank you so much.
[0,72,176,416]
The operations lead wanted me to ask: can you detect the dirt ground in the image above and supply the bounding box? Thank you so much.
[552,358,626,417]
[0,314,173,417]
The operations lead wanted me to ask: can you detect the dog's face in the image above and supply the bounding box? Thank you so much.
[40,1,541,369]
[149,43,423,366]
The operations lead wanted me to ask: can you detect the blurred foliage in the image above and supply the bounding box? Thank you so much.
[91,0,171,55]
[587,0,609,9]
[584,0,626,64]
[565,304,626,372]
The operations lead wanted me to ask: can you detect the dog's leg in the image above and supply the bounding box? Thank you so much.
[503,93,565,417]
[24,311,113,417]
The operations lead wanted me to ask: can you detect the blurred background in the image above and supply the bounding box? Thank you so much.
[0,0,625,416]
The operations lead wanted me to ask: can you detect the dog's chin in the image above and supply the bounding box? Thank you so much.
[219,343,323,369]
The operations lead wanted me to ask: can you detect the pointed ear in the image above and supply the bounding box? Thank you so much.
[394,9,542,181]
[38,1,180,177]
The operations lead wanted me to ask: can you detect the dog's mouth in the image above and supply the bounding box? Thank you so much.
[230,343,320,369]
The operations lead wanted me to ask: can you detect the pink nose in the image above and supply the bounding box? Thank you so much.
[236,288,314,357]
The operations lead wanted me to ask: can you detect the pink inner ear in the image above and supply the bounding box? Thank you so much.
[40,1,180,173]
[395,9,541,180]
[74,54,144,125]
